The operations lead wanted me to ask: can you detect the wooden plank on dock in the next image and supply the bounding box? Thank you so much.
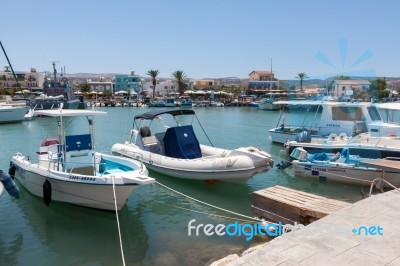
[252,185,350,224]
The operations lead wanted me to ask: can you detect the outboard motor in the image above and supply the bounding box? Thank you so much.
[295,131,312,143]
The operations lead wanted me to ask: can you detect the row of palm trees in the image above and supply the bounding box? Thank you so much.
[146,70,186,99]
[147,70,310,99]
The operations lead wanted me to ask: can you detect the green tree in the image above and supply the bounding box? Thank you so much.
[80,83,90,96]
[172,70,187,96]
[295,73,309,91]
[370,78,388,100]
[146,70,160,99]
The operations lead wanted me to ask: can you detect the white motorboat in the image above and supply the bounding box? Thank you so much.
[289,147,400,188]
[0,105,29,123]
[258,98,280,110]
[284,132,400,159]
[269,100,400,144]
[111,109,274,182]
[10,108,154,211]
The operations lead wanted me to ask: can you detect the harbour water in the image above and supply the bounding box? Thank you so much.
[0,107,366,265]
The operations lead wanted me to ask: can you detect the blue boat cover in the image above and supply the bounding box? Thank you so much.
[65,134,92,152]
[163,125,202,159]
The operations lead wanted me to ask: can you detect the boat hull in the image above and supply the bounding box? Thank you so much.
[285,134,400,159]
[293,161,400,188]
[0,106,29,123]
[258,101,280,110]
[111,143,273,182]
[10,152,153,211]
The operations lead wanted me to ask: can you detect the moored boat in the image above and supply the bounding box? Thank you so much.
[289,147,400,188]
[30,62,80,110]
[10,108,154,211]
[0,105,29,123]
[270,100,400,144]
[111,109,274,182]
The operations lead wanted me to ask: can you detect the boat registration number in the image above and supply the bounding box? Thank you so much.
[69,175,96,181]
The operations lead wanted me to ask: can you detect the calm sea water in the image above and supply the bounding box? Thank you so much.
[0,106,365,265]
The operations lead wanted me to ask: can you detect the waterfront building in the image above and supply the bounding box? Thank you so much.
[332,79,371,99]
[114,71,142,94]
[87,78,113,94]
[0,65,44,92]
[247,70,279,96]
[142,79,175,97]
[191,79,221,92]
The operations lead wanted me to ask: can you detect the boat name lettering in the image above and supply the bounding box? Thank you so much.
[311,167,327,172]
[328,168,346,173]
[326,124,340,127]
[69,175,96,181]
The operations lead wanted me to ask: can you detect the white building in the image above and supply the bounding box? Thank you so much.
[142,79,176,97]
[332,80,370,98]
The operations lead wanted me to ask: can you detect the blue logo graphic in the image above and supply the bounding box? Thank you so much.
[313,39,376,79]
[352,225,383,236]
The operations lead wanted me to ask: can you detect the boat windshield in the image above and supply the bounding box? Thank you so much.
[331,106,365,121]
[367,106,382,121]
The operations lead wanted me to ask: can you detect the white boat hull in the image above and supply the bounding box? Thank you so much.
[258,102,280,110]
[11,152,153,211]
[0,106,29,123]
[112,143,273,182]
[293,161,400,188]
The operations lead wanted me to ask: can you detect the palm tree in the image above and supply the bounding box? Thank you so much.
[146,70,160,99]
[172,70,186,95]
[295,72,309,91]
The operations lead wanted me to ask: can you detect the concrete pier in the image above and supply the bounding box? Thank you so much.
[212,189,400,266]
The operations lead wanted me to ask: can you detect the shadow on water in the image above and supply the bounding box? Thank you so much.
[128,171,258,265]
[1,184,148,265]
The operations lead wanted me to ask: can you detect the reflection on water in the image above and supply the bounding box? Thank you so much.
[0,107,367,265]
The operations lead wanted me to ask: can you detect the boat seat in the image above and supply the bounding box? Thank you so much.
[142,136,158,146]
[140,126,151,138]
[338,133,347,141]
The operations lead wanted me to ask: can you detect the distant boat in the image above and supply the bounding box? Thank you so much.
[30,62,80,110]
[258,98,280,110]
[165,98,177,107]
[248,101,260,107]
[0,105,29,123]
[147,98,166,107]
[270,100,400,144]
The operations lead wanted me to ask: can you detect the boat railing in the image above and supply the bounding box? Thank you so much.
[115,149,144,162]
[368,178,400,196]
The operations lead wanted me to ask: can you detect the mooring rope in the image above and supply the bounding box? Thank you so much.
[155,181,263,223]
[111,176,126,266]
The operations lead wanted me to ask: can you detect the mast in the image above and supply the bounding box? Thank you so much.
[0,40,29,104]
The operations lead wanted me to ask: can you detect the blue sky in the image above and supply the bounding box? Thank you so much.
[1,0,399,80]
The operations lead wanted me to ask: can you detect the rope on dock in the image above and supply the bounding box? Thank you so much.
[111,176,126,266]
[155,181,269,223]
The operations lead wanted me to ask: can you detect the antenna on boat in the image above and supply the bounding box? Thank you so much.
[49,61,60,84]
